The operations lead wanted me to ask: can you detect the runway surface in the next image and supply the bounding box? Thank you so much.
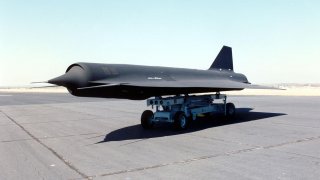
[0,92,319,179]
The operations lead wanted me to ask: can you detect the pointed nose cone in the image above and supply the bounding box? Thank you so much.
[48,65,89,88]
[48,74,73,86]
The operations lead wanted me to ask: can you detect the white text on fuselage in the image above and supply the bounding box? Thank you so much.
[147,77,163,80]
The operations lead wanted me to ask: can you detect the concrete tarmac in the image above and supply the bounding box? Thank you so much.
[0,92,319,179]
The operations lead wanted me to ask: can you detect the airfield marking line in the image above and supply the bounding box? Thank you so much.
[0,110,90,179]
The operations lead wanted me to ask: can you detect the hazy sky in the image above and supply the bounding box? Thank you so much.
[1,0,319,86]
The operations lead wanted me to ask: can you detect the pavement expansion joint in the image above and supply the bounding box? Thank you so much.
[98,147,257,177]
[0,133,99,144]
[95,135,320,177]
[279,151,320,161]
[19,117,99,125]
[271,121,320,129]
[118,139,147,146]
[47,104,104,119]
[187,133,260,148]
[263,136,320,149]
[0,109,90,179]
[1,138,33,143]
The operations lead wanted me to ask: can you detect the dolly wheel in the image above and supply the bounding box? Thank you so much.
[141,110,154,129]
[174,111,189,130]
[226,103,236,119]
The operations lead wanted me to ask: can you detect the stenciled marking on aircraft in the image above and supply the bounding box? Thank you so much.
[147,77,163,80]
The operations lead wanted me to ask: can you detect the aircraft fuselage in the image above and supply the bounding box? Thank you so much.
[49,63,248,100]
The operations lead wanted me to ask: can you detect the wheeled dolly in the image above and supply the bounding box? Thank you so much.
[141,93,236,130]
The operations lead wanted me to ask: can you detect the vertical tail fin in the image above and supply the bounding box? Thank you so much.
[209,46,233,71]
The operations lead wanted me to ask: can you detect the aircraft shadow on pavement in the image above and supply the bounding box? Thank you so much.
[97,108,286,143]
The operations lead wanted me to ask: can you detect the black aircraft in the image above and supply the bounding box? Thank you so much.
[48,46,272,100]
[47,46,277,129]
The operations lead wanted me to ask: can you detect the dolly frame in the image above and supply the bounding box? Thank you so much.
[141,93,235,129]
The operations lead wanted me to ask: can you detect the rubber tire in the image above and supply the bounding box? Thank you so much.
[226,103,236,119]
[141,110,154,129]
[173,111,189,130]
